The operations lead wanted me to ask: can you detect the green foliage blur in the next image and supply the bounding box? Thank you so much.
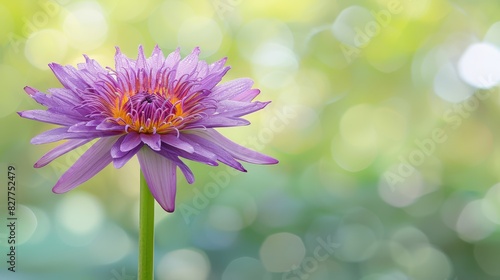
[2,0,500,279]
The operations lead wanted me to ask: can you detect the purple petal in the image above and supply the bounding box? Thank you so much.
[208,57,227,72]
[52,136,118,193]
[162,143,218,167]
[75,64,107,87]
[211,78,253,101]
[46,88,83,108]
[31,127,72,144]
[189,129,279,164]
[181,134,246,172]
[111,135,142,168]
[31,127,120,144]
[161,134,194,153]
[147,45,166,71]
[34,139,92,168]
[86,119,103,126]
[115,47,136,71]
[231,89,261,102]
[194,116,250,128]
[156,148,195,184]
[18,110,81,126]
[120,132,142,152]
[48,63,89,91]
[96,121,125,132]
[77,54,108,77]
[141,133,161,151]
[216,100,270,117]
[111,135,127,158]
[175,47,200,79]
[113,142,143,168]
[68,122,97,133]
[194,60,209,78]
[24,86,38,96]
[191,67,230,92]
[164,48,181,69]
[24,86,65,108]
[137,147,177,212]
[136,45,147,69]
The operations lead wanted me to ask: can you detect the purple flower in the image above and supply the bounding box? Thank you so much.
[19,46,278,212]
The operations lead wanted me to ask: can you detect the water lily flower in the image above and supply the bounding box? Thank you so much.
[19,45,278,212]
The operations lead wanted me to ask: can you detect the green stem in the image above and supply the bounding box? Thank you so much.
[138,171,155,280]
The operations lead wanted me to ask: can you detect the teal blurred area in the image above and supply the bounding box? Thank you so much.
[2,0,500,279]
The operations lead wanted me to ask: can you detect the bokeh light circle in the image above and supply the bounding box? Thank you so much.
[331,6,373,48]
[237,19,294,60]
[148,0,194,50]
[378,168,425,208]
[482,183,500,224]
[63,1,108,50]
[178,17,222,57]
[157,248,210,280]
[259,232,306,272]
[434,62,475,103]
[56,192,104,236]
[335,224,379,262]
[88,224,132,265]
[25,29,68,70]
[458,43,500,89]
[456,200,497,242]
[15,204,38,245]
[222,257,266,280]
[208,205,244,231]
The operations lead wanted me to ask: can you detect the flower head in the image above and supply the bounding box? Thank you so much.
[19,46,278,212]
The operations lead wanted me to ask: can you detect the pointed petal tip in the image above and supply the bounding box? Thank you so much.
[34,159,50,168]
[47,62,60,70]
[159,202,175,212]
[52,184,68,194]
[216,56,228,63]
[24,86,38,95]
[153,44,162,54]
[267,158,279,164]
[137,45,146,56]
[151,189,176,213]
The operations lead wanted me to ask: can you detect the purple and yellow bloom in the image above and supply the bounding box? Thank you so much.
[19,46,278,212]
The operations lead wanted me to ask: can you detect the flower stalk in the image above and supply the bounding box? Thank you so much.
[138,170,155,280]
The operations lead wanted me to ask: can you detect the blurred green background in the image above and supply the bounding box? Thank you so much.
[2,0,500,279]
